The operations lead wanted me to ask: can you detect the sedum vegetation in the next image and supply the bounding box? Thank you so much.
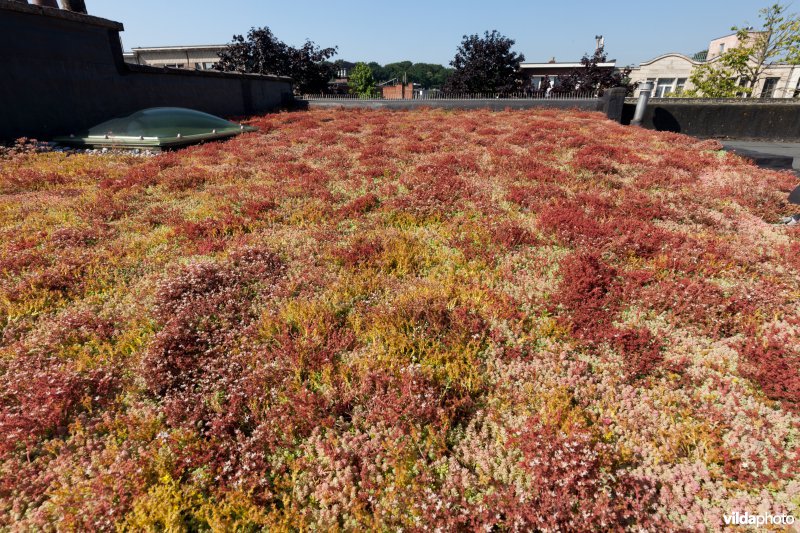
[0,109,799,530]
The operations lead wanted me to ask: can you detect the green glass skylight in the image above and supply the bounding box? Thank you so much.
[54,107,257,149]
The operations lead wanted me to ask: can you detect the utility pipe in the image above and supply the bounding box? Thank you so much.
[631,82,653,127]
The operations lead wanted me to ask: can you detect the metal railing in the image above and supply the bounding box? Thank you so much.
[298,91,597,101]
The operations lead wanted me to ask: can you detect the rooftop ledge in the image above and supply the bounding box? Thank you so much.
[126,63,292,82]
[625,97,800,104]
[0,0,124,30]
[130,45,228,52]
[520,62,616,69]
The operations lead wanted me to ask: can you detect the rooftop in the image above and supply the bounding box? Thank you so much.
[520,61,616,69]
[3,108,797,530]
[130,44,227,52]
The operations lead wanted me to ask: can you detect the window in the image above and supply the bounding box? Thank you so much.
[718,43,725,54]
[735,77,749,97]
[655,78,675,97]
[195,62,217,70]
[164,63,185,69]
[675,78,687,94]
[794,78,800,98]
[760,77,779,98]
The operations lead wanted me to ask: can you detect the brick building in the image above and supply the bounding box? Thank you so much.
[381,83,415,99]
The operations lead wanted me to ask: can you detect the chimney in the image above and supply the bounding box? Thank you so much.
[31,0,59,7]
[61,0,88,13]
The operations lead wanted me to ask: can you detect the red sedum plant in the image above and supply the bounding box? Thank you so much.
[0,108,798,530]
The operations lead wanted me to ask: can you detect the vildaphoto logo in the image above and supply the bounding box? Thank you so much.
[723,511,795,527]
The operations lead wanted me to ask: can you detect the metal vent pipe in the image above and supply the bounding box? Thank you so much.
[631,82,654,127]
[61,0,88,13]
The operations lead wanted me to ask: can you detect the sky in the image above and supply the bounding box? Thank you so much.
[88,0,773,67]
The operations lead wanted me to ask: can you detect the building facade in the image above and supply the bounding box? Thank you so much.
[629,33,800,98]
[123,45,225,71]
[520,60,617,91]
[380,83,415,99]
[628,54,697,97]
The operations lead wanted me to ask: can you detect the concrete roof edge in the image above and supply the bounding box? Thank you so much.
[130,45,228,52]
[520,62,616,68]
[632,52,800,69]
[125,63,292,82]
[709,30,763,41]
[634,52,702,67]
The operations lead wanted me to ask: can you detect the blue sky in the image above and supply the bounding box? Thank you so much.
[89,0,774,67]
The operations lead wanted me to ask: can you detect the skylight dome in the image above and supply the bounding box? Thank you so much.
[54,107,257,149]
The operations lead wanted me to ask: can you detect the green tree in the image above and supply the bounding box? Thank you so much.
[383,61,414,82]
[367,62,389,82]
[370,61,453,89]
[732,3,800,90]
[407,63,453,89]
[681,56,752,97]
[349,62,378,97]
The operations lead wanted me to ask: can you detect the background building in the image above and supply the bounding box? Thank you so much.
[123,44,225,70]
[521,36,616,91]
[521,59,617,91]
[628,54,696,97]
[629,32,800,98]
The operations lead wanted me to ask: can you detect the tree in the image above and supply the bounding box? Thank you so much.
[443,30,526,94]
[680,53,752,97]
[215,27,337,94]
[382,61,414,83]
[406,63,453,89]
[368,61,453,89]
[684,3,799,97]
[555,46,635,95]
[367,62,389,82]
[732,3,800,90]
[348,62,378,97]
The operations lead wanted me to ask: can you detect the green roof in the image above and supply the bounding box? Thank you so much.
[54,107,257,149]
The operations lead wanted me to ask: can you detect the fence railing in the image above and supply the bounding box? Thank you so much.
[298,91,597,101]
